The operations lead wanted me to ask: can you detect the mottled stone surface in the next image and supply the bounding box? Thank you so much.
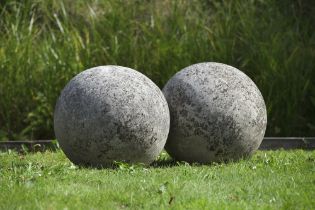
[162,62,267,163]
[54,66,170,167]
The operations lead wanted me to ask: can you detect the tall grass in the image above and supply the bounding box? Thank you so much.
[0,0,314,140]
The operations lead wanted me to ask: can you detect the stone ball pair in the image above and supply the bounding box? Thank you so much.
[54,63,267,167]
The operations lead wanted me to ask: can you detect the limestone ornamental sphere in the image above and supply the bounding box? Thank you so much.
[162,62,267,163]
[54,65,170,167]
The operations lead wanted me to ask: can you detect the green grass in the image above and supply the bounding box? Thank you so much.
[0,0,315,140]
[0,149,314,209]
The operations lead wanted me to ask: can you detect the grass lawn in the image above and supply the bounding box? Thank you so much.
[0,149,314,209]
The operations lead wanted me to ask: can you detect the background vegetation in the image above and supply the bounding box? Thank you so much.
[0,0,314,140]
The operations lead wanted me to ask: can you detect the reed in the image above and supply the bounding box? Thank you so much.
[0,0,314,140]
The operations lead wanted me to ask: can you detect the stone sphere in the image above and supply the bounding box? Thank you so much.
[54,66,170,167]
[162,62,267,163]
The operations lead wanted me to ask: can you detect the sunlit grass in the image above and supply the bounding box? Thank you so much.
[0,149,314,209]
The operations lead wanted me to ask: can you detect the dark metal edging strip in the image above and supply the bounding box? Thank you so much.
[259,137,315,150]
[0,137,314,152]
